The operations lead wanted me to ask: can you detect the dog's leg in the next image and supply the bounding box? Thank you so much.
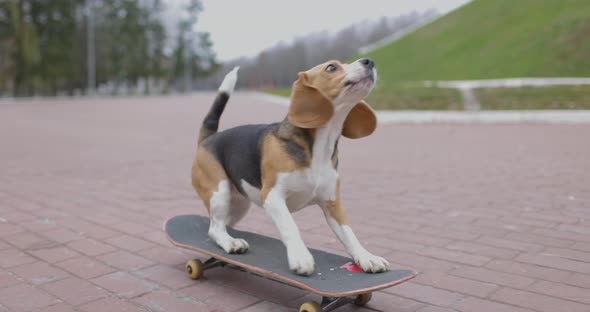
[319,181,389,273]
[263,187,315,275]
[208,180,249,254]
[227,192,251,227]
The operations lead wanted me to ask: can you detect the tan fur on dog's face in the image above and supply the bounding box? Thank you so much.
[288,59,377,139]
[303,60,348,101]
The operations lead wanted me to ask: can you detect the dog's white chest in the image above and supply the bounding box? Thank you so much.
[281,164,338,212]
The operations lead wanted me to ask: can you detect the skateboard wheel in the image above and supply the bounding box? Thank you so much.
[354,292,372,306]
[185,259,203,280]
[299,301,321,312]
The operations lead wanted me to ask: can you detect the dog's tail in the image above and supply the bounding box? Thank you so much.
[198,67,239,144]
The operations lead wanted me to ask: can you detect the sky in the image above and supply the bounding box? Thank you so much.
[166,0,471,61]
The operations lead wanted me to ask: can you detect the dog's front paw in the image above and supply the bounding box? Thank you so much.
[356,253,390,273]
[223,238,249,254]
[288,246,315,276]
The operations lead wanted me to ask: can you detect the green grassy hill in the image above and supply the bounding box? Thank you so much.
[360,0,590,82]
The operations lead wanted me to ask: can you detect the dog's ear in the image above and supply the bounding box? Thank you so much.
[342,101,377,139]
[288,72,333,128]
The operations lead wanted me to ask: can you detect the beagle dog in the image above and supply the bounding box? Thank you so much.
[191,58,389,275]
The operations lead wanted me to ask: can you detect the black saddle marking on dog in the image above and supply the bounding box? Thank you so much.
[204,123,277,194]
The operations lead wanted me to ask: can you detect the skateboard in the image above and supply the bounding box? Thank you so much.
[164,215,417,312]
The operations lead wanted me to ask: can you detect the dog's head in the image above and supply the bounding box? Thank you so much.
[287,58,377,139]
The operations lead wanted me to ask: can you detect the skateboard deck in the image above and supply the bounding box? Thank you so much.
[164,215,416,298]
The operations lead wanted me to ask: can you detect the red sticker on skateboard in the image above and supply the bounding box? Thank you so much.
[340,262,362,272]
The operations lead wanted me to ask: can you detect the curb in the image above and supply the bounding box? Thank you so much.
[255,92,590,124]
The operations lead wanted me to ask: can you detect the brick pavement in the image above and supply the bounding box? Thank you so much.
[1,93,589,312]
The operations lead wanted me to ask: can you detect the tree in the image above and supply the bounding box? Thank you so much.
[2,1,41,96]
[31,1,84,95]
[170,0,217,92]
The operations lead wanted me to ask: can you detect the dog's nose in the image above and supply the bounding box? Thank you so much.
[359,58,374,69]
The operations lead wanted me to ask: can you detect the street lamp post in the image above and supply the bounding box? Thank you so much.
[183,35,192,93]
[86,0,96,95]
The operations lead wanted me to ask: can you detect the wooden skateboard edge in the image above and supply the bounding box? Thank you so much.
[163,214,418,297]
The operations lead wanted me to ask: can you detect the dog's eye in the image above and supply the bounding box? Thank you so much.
[325,64,338,72]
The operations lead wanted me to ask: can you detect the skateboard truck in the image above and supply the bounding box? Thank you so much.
[185,257,225,280]
[308,294,372,312]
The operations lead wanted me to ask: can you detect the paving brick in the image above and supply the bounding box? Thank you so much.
[133,291,213,312]
[486,259,572,283]
[491,287,590,312]
[387,251,462,273]
[0,240,10,250]
[472,219,532,233]
[109,221,152,235]
[82,214,122,226]
[543,247,590,262]
[241,301,290,312]
[137,246,189,266]
[529,280,590,305]
[66,220,121,240]
[0,270,21,288]
[30,246,81,263]
[501,215,556,228]
[0,284,59,311]
[92,271,159,298]
[133,265,193,290]
[568,273,590,289]
[79,296,148,312]
[417,306,459,312]
[572,241,590,252]
[419,226,480,241]
[387,231,452,248]
[452,297,535,312]
[446,224,508,239]
[183,283,259,312]
[533,228,590,243]
[414,272,498,298]
[445,241,518,260]
[0,223,25,236]
[521,212,578,224]
[33,303,77,312]
[515,252,590,273]
[2,210,36,222]
[366,236,425,253]
[0,248,37,268]
[450,266,535,289]
[416,247,491,266]
[105,235,155,252]
[9,261,70,285]
[365,292,425,312]
[222,269,308,304]
[30,209,69,220]
[41,277,109,305]
[43,228,83,243]
[476,236,544,253]
[384,282,465,307]
[505,232,575,248]
[97,250,154,271]
[4,231,55,250]
[19,218,59,232]
[140,231,171,246]
[55,256,115,279]
[67,238,117,256]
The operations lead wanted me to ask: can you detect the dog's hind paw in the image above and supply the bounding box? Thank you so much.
[356,253,390,273]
